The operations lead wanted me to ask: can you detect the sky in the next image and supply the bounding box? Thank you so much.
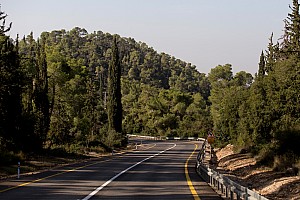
[1,0,291,75]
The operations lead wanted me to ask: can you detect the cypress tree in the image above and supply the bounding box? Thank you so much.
[258,51,266,77]
[281,0,300,57]
[33,36,50,148]
[265,33,279,73]
[107,35,122,134]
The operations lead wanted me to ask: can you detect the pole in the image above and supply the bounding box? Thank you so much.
[17,161,20,179]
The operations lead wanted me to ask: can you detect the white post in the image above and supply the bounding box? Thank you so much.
[17,162,20,179]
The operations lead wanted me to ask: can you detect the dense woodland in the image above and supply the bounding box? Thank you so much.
[0,1,300,171]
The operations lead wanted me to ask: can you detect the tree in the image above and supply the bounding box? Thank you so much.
[107,35,123,142]
[0,9,11,35]
[265,33,279,73]
[32,36,50,148]
[0,10,23,150]
[281,0,300,57]
[258,51,266,77]
[208,64,233,134]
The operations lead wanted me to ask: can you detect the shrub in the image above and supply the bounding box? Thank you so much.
[274,127,300,156]
[256,143,277,167]
[273,151,297,171]
[0,151,25,165]
[104,130,123,149]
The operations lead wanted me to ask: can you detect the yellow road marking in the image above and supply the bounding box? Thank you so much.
[0,143,157,193]
[185,144,200,200]
[0,158,111,193]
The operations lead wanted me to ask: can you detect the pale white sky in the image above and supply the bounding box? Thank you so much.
[1,0,291,75]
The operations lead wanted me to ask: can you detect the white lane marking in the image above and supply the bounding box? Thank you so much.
[82,143,177,200]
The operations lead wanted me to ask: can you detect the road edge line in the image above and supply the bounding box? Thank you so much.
[185,144,200,200]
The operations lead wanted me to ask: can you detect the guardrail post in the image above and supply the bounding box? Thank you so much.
[225,186,229,198]
[237,193,241,200]
[213,177,215,187]
[243,191,249,200]
[220,183,223,195]
[230,186,235,200]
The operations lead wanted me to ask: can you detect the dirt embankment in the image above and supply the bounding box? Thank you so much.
[214,144,300,200]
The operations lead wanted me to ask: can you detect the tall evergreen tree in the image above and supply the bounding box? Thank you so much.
[258,51,266,77]
[107,35,122,134]
[265,33,279,73]
[33,36,50,148]
[281,0,300,57]
[0,10,23,150]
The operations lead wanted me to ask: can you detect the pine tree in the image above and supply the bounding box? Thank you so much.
[107,35,122,135]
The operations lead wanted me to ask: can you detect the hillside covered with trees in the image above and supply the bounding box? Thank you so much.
[0,1,299,171]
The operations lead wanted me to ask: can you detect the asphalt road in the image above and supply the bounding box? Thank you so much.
[0,140,222,200]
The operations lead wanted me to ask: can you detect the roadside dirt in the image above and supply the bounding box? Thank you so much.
[0,143,137,180]
[214,144,300,200]
[0,154,94,180]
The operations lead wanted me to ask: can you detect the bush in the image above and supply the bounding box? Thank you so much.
[104,130,123,149]
[256,143,277,167]
[273,151,297,172]
[0,151,25,165]
[234,132,253,153]
[274,128,300,156]
[295,159,300,176]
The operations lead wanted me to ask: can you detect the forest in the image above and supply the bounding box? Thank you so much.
[0,1,299,171]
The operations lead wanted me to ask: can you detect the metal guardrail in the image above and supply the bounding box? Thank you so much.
[127,134,205,141]
[127,134,159,140]
[196,139,268,200]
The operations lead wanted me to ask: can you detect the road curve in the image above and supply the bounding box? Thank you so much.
[0,140,222,200]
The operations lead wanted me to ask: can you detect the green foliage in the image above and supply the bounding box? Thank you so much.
[205,1,300,171]
[11,26,211,151]
[105,129,123,149]
[281,0,300,57]
[257,127,300,171]
[0,14,24,151]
